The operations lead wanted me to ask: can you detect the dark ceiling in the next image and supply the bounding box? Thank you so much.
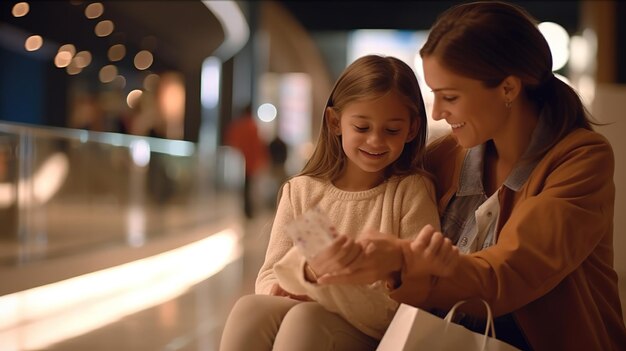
[278,1,581,33]
[0,1,223,73]
[0,1,582,74]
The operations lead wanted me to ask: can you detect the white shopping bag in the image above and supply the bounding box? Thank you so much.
[377,300,521,351]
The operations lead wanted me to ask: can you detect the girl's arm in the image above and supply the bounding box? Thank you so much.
[317,175,447,284]
[255,182,296,295]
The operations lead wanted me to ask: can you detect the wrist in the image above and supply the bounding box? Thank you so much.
[304,263,318,283]
[386,240,408,290]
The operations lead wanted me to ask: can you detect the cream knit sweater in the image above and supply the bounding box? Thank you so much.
[256,174,440,339]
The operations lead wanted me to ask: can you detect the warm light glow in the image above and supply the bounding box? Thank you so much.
[143,73,160,91]
[159,74,185,120]
[158,73,186,139]
[33,153,70,204]
[569,35,592,73]
[538,21,570,71]
[257,103,277,122]
[94,20,114,37]
[577,74,596,108]
[113,75,126,89]
[66,62,82,75]
[0,153,69,209]
[58,44,76,57]
[85,2,104,19]
[74,51,92,68]
[12,2,29,17]
[54,51,73,68]
[107,44,125,62]
[127,89,143,109]
[0,228,241,350]
[99,65,117,83]
[134,50,153,70]
[24,35,42,51]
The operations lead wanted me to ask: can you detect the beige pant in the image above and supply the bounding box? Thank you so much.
[219,294,378,351]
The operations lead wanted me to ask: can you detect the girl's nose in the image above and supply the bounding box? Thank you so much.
[367,131,384,145]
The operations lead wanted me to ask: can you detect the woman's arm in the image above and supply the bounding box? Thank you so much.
[395,133,616,315]
[317,224,458,285]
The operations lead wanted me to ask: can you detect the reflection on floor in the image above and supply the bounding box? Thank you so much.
[31,212,274,351]
[6,208,626,350]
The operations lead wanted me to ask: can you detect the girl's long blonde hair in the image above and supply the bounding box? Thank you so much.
[300,54,428,181]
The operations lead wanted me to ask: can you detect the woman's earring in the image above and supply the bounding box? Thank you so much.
[505,100,512,108]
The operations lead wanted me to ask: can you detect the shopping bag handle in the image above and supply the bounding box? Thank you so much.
[444,300,496,351]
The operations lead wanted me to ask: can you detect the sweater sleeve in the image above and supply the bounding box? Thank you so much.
[255,181,296,294]
[399,175,441,240]
[391,132,616,316]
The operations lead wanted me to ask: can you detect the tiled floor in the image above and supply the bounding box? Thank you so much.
[27,211,275,351]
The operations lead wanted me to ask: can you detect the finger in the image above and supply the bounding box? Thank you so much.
[436,238,453,262]
[424,231,445,258]
[313,235,349,261]
[411,224,436,251]
[360,228,384,240]
[334,238,363,268]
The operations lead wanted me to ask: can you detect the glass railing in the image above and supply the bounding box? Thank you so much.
[0,121,245,268]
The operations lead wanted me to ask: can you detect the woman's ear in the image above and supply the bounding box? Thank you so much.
[501,75,522,104]
[325,107,341,136]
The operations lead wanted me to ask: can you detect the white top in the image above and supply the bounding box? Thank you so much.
[256,174,440,338]
[466,189,501,254]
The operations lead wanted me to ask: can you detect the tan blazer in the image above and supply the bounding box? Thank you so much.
[391,128,626,350]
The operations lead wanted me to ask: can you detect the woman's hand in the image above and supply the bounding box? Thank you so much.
[403,224,459,278]
[269,283,312,301]
[317,230,404,285]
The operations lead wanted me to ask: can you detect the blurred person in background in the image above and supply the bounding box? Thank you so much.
[225,104,269,219]
[266,135,289,208]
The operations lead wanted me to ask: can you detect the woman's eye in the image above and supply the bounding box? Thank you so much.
[386,129,401,135]
[443,96,458,102]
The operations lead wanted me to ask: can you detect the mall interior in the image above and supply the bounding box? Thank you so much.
[0,1,625,350]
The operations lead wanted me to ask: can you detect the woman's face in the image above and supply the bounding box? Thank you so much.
[422,56,509,148]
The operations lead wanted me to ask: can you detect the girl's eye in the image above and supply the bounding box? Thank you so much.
[354,125,368,132]
[386,129,401,135]
[443,96,458,102]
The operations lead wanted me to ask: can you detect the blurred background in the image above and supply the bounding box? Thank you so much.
[0,1,624,350]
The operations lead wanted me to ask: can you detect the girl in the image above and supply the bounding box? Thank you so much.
[220,55,458,351]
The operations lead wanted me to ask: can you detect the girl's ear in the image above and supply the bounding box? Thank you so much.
[405,118,419,142]
[325,107,341,136]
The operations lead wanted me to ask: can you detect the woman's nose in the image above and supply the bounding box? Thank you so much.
[431,102,443,121]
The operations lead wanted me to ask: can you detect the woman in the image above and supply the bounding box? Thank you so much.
[319,2,626,350]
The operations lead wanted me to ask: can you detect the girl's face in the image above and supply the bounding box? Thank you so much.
[422,56,510,148]
[328,91,416,190]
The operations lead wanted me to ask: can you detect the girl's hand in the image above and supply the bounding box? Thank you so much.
[404,224,459,278]
[306,235,363,277]
[269,283,312,301]
[317,230,404,285]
